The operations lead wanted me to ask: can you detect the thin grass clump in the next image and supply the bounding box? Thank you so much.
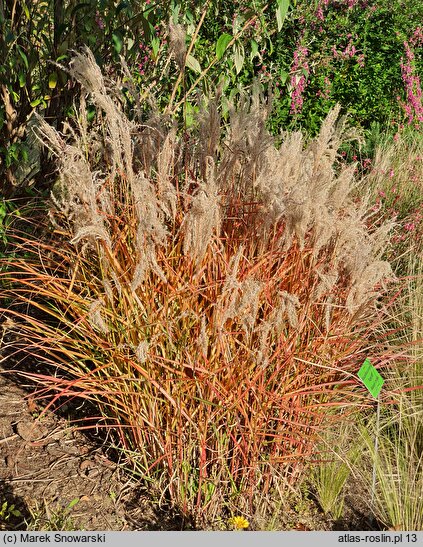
[0,50,398,526]
[309,423,362,522]
[356,249,422,531]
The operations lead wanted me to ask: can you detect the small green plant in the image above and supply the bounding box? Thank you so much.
[0,198,14,252]
[310,425,362,521]
[26,498,80,532]
[0,500,22,530]
[311,463,347,521]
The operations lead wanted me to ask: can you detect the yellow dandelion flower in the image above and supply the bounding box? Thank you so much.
[228,516,249,530]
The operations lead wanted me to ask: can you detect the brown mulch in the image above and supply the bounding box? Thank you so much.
[0,369,133,531]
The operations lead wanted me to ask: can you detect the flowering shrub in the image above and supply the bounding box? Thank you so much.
[268,0,423,135]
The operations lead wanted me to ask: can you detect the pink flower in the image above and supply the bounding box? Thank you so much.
[95,11,105,30]
[290,74,307,114]
[290,45,309,115]
[372,200,381,212]
[411,26,423,47]
[400,41,423,125]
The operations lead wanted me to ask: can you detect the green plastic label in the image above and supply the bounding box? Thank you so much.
[358,358,384,398]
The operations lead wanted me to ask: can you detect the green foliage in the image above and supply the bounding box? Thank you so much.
[310,426,362,522]
[26,499,80,531]
[0,199,9,247]
[0,198,20,256]
[267,0,423,135]
[0,1,59,192]
[0,500,22,529]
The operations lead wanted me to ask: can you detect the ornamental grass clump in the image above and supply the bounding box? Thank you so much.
[0,50,397,525]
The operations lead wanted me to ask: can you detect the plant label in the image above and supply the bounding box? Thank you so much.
[358,358,384,398]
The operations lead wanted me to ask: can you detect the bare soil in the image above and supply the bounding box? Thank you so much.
[0,369,130,530]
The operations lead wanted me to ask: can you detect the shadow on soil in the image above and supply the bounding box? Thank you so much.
[0,480,31,531]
